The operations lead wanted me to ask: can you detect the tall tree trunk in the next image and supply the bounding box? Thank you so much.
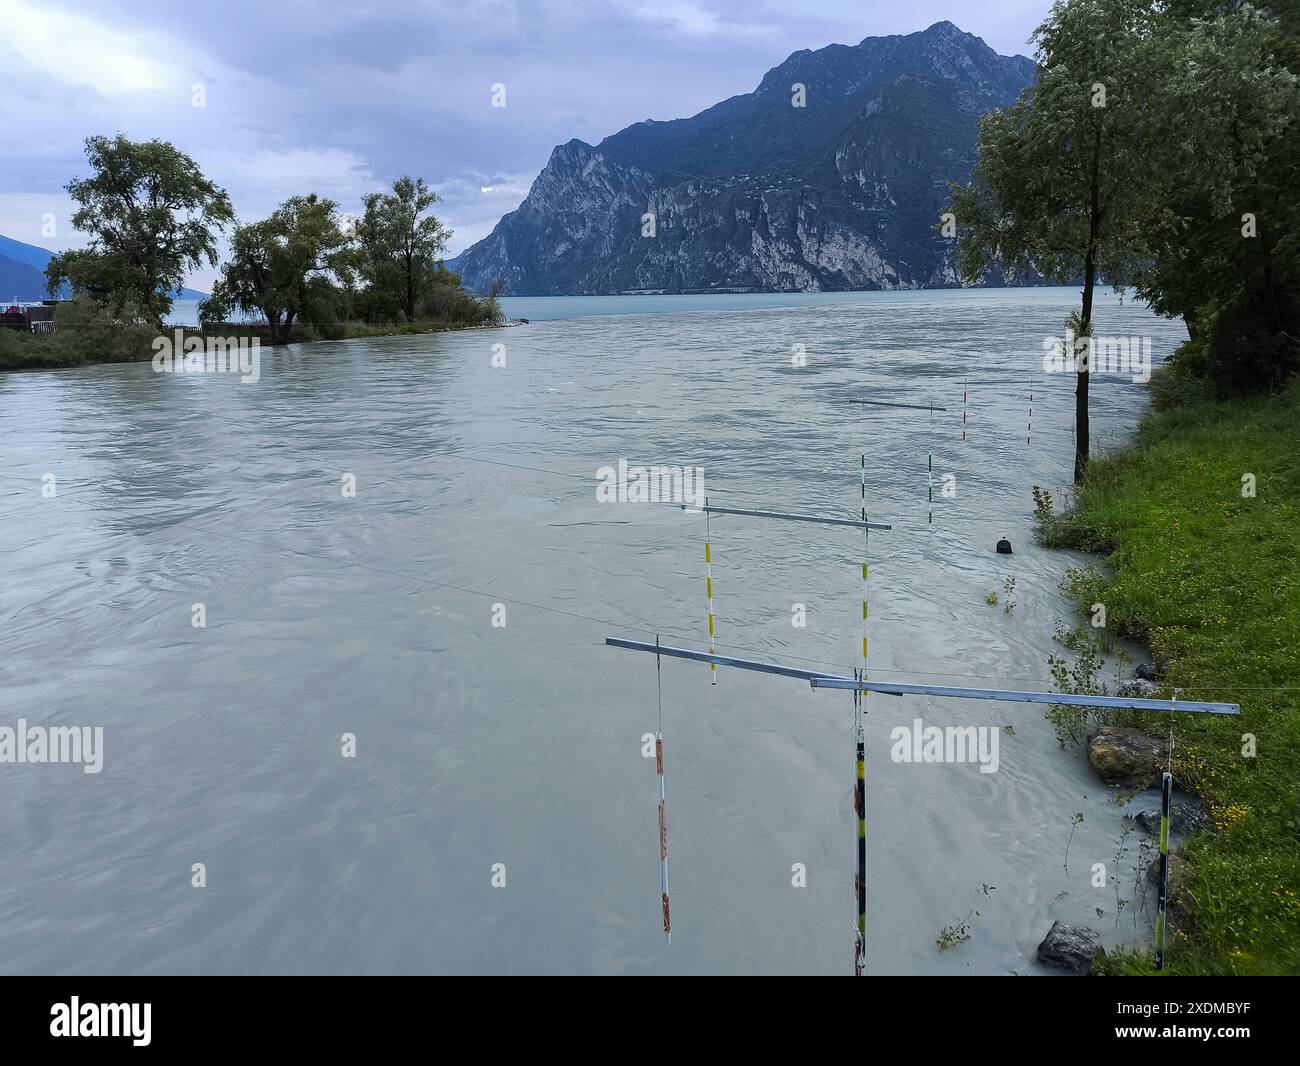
[1075,249,1094,484]
[404,248,416,323]
[1076,128,1103,485]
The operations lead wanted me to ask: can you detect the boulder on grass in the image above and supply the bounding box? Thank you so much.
[1037,920,1102,974]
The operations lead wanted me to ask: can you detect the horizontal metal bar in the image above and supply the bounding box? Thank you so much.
[681,503,891,531]
[605,637,839,683]
[811,677,1238,715]
[852,399,948,412]
[605,637,1240,716]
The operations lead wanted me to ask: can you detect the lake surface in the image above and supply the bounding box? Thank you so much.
[1,287,1187,975]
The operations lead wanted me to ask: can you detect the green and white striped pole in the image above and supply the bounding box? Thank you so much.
[1155,769,1172,970]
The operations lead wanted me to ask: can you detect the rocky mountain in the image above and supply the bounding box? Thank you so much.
[454,22,1035,296]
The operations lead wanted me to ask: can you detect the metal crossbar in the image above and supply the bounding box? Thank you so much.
[852,399,949,411]
[604,637,1241,716]
[680,503,891,531]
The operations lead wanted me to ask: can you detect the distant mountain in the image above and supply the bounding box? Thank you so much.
[0,234,208,302]
[455,21,1036,295]
[0,256,50,303]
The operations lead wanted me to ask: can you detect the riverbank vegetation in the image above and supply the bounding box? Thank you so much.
[958,0,1299,974]
[952,0,1299,480]
[1040,367,1300,975]
[1,134,499,372]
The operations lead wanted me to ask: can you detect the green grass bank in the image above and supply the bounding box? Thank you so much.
[1045,374,1300,975]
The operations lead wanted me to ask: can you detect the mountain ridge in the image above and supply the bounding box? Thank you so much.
[454,21,1036,295]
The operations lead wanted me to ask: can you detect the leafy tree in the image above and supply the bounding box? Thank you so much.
[950,0,1155,482]
[200,194,353,343]
[357,176,451,322]
[1130,1,1300,391]
[46,134,233,323]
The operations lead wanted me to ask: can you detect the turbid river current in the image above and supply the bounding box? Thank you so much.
[1,287,1188,974]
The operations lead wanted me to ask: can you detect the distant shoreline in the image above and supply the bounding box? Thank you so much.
[0,318,520,374]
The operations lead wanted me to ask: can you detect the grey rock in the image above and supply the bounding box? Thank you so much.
[1118,678,1160,698]
[1135,662,1158,682]
[1036,920,1102,974]
[1087,726,1165,788]
[1131,802,1213,838]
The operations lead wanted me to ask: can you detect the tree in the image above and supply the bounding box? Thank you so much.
[1129,2,1300,390]
[46,134,233,323]
[357,176,451,322]
[201,195,353,343]
[950,0,1155,482]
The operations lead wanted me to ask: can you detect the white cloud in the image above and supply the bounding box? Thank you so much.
[0,0,172,95]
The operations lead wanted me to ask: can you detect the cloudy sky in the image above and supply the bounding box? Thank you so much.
[0,0,1051,288]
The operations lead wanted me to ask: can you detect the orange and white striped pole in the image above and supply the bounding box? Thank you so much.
[655,636,671,942]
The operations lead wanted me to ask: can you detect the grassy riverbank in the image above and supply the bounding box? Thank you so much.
[0,320,504,373]
[1046,374,1300,975]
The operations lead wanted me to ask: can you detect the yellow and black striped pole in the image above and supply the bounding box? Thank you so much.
[861,455,869,670]
[1155,769,1171,970]
[855,455,869,976]
[704,500,716,685]
[854,680,866,976]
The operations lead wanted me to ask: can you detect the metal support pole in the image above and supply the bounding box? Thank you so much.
[854,674,866,976]
[1155,770,1171,970]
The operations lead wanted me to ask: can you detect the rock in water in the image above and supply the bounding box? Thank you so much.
[1135,662,1158,682]
[996,538,1013,555]
[1132,802,1213,838]
[1036,921,1101,974]
[1087,726,1165,788]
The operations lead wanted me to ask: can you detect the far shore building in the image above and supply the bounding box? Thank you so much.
[1,302,57,333]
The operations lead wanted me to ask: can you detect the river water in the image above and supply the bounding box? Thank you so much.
[1,287,1187,975]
